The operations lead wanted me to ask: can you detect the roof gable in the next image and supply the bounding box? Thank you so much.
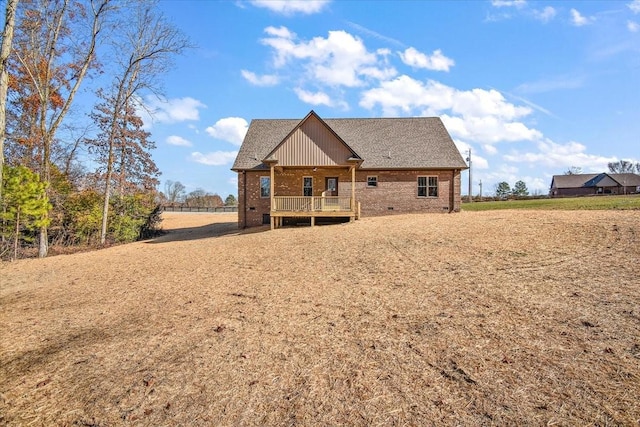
[264,111,360,167]
[583,173,610,187]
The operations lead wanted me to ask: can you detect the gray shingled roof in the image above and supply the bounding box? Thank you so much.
[551,173,640,188]
[232,115,468,171]
[551,174,600,189]
[611,173,640,186]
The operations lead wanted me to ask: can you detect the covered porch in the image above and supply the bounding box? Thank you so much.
[266,161,360,229]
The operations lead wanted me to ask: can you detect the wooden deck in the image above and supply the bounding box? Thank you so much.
[270,196,358,228]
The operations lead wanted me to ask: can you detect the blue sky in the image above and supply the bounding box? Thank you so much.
[137,0,640,197]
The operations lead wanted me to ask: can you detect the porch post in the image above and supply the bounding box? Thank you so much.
[351,165,356,211]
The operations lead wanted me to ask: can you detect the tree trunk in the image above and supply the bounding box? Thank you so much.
[13,208,19,260]
[0,0,19,202]
[100,126,117,244]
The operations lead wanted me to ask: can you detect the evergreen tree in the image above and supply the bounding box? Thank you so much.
[1,165,51,259]
[87,94,160,197]
[512,180,529,197]
[495,181,511,199]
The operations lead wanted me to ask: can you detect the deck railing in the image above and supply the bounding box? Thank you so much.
[273,196,352,212]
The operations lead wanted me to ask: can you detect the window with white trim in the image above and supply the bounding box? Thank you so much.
[367,176,378,187]
[303,176,313,196]
[260,176,270,198]
[418,176,438,197]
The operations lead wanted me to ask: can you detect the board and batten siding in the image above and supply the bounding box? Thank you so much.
[270,114,354,167]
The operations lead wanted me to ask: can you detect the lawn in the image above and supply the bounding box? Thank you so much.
[462,194,640,211]
[1,210,639,425]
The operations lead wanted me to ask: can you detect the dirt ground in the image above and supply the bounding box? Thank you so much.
[1,210,639,426]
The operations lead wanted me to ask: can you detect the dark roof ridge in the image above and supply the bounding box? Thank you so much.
[249,116,442,121]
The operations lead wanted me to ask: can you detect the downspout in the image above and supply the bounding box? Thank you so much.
[450,169,457,212]
[242,171,247,228]
[270,164,275,229]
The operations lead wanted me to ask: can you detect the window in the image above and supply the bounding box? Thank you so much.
[418,176,438,197]
[303,177,313,196]
[367,176,378,187]
[260,176,270,198]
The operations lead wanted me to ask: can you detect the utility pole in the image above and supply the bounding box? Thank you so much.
[466,149,472,202]
[479,179,483,201]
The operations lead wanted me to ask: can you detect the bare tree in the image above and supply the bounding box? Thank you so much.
[0,0,20,202]
[97,0,191,244]
[10,0,113,257]
[164,180,185,204]
[564,166,582,175]
[608,160,637,174]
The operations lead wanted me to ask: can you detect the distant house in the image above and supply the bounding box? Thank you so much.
[231,111,468,229]
[550,173,640,197]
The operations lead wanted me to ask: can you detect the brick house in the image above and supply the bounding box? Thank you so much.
[550,173,640,197]
[231,111,468,229]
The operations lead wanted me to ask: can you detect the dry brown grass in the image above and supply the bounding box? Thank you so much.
[1,210,639,426]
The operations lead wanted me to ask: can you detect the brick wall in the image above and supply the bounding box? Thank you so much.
[353,170,458,216]
[238,170,272,228]
[237,168,462,228]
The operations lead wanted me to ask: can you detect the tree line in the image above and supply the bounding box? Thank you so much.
[0,0,191,259]
[160,180,237,208]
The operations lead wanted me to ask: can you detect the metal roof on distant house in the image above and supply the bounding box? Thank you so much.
[232,111,468,171]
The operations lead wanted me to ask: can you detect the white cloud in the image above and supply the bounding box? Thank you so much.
[532,6,556,23]
[190,151,239,166]
[472,154,490,170]
[503,139,617,170]
[228,176,238,186]
[627,20,640,32]
[360,75,449,115]
[166,135,192,147]
[570,9,593,26]
[205,117,249,146]
[260,26,393,87]
[264,25,295,39]
[442,114,541,144]
[138,97,206,129]
[491,0,526,8]
[629,0,640,14]
[294,88,331,105]
[360,75,541,144]
[294,88,348,109]
[483,144,498,155]
[250,0,330,15]
[361,76,531,119]
[399,47,455,72]
[241,70,279,86]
